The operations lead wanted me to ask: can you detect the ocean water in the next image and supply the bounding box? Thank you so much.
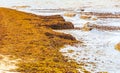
[0,0,120,13]
[56,16,120,73]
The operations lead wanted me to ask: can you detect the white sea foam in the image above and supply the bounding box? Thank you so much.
[57,29,120,73]
[0,0,120,13]
[57,16,120,73]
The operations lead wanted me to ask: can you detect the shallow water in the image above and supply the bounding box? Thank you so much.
[0,0,120,13]
[56,17,120,73]
[57,29,120,73]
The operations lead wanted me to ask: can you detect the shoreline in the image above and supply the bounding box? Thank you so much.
[0,7,82,73]
[0,6,120,73]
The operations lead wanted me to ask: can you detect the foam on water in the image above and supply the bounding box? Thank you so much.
[56,15,120,72]
[57,29,120,73]
[0,0,120,13]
